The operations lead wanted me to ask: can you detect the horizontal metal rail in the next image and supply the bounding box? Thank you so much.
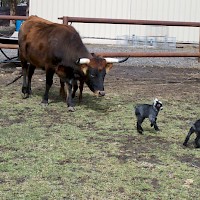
[96,52,200,58]
[0,15,28,20]
[0,44,19,49]
[0,15,199,60]
[59,16,200,61]
[59,16,200,27]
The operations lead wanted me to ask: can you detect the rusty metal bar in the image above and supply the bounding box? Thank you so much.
[58,16,200,61]
[0,15,28,20]
[0,44,19,49]
[59,16,200,27]
[96,52,200,57]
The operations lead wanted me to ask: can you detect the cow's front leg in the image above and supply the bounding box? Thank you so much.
[41,68,54,105]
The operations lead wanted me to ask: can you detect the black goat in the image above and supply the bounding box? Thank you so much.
[183,119,200,148]
[135,98,163,134]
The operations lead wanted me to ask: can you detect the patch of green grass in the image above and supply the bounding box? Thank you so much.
[0,84,200,199]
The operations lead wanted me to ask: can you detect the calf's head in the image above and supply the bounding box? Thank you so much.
[77,55,128,96]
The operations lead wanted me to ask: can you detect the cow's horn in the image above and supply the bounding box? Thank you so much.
[105,56,129,63]
[76,58,90,64]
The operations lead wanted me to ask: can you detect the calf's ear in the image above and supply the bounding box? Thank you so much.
[55,66,65,78]
[105,63,113,73]
[80,64,88,75]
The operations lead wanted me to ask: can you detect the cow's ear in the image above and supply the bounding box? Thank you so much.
[80,64,88,75]
[105,63,113,73]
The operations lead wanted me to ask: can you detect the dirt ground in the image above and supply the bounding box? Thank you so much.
[107,62,200,100]
[0,60,200,100]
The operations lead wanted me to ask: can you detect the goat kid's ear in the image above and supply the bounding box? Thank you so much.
[105,63,113,73]
[154,98,158,102]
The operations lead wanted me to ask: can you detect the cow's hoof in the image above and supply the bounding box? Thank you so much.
[40,100,49,107]
[68,106,75,112]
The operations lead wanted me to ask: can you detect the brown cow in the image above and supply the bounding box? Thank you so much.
[18,16,128,111]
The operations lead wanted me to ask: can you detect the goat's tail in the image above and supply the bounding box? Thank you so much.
[6,74,23,86]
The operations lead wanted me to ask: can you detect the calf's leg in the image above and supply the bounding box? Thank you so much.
[78,79,84,103]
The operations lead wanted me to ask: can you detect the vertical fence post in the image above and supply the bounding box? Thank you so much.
[63,16,69,25]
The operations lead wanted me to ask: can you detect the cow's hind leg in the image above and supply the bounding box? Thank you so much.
[21,60,29,98]
[41,68,54,105]
[27,64,36,96]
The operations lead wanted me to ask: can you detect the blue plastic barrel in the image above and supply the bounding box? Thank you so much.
[16,20,24,31]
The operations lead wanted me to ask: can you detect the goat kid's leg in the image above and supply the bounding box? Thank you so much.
[183,127,195,146]
[136,116,144,134]
[41,68,54,105]
[152,122,159,131]
[150,117,159,131]
[195,133,200,148]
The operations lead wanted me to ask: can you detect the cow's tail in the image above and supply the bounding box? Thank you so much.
[6,74,23,86]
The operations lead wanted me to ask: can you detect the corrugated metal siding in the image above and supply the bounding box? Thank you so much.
[29,0,200,43]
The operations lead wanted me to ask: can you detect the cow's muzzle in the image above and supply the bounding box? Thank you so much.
[95,90,105,97]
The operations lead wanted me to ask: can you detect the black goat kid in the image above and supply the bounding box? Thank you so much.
[135,98,163,134]
[183,119,200,148]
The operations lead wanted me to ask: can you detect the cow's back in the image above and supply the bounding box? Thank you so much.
[18,16,90,68]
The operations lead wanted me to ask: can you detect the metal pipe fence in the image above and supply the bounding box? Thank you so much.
[59,16,200,61]
[0,15,200,61]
